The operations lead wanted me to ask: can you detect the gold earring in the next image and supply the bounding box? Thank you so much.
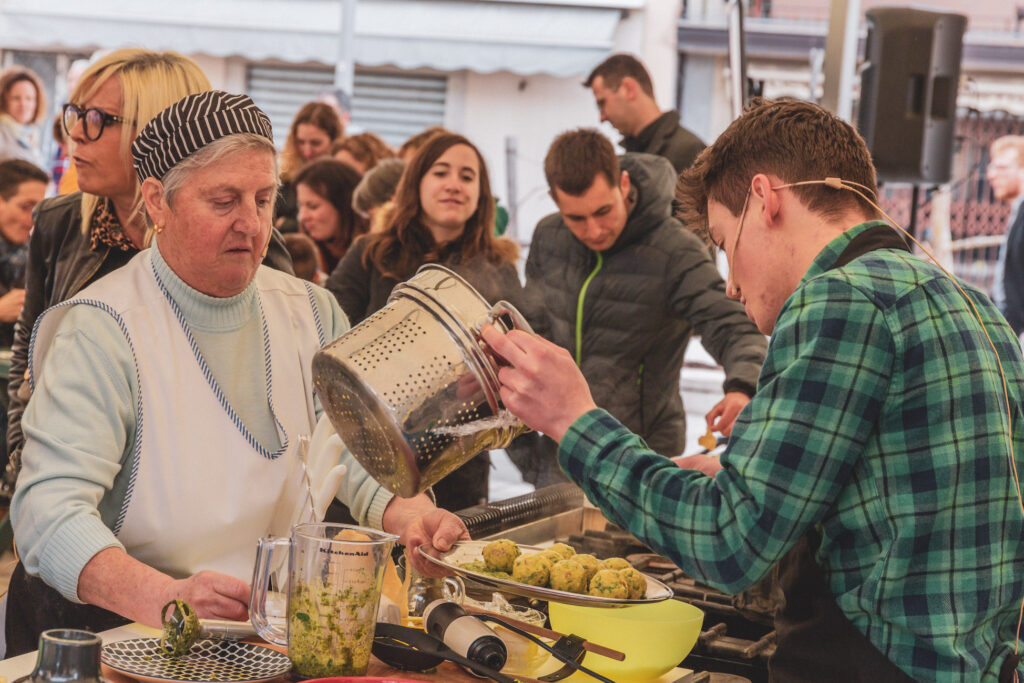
[153,224,164,235]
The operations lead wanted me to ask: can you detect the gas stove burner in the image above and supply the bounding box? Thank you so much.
[563,525,650,559]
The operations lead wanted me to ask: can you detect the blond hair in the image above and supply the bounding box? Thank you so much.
[991,136,1024,164]
[71,49,211,238]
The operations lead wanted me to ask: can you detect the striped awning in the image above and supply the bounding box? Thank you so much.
[0,0,634,77]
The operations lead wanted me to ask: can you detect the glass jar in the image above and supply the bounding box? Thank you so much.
[397,556,465,629]
[16,629,104,683]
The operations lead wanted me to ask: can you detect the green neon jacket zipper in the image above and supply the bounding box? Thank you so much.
[575,251,603,365]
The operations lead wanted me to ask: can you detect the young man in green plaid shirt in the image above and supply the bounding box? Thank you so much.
[482,98,1024,681]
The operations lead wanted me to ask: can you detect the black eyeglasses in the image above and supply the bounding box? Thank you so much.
[62,103,134,141]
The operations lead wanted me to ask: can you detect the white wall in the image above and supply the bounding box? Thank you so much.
[190,0,683,247]
[636,0,683,112]
[189,54,247,92]
[455,0,683,245]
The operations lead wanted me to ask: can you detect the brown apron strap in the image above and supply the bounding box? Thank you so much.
[769,532,916,683]
[4,561,129,657]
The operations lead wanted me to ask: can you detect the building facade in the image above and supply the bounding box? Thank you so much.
[0,0,684,242]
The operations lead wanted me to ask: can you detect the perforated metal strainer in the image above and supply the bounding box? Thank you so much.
[313,265,531,497]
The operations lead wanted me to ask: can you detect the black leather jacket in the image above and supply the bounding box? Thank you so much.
[4,192,294,489]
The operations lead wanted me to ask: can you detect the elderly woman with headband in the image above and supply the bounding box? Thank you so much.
[6,91,468,654]
[3,50,294,496]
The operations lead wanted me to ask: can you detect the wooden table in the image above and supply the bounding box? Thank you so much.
[0,623,696,682]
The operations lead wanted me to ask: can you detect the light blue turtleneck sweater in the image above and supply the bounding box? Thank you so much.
[12,242,394,602]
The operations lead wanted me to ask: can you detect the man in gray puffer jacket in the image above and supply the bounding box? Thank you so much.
[517,129,766,473]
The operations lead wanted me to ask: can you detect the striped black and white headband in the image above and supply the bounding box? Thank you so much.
[131,90,273,184]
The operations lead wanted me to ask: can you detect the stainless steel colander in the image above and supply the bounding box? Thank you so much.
[313,264,531,497]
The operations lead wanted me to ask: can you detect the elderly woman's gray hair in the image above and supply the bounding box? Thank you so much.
[161,134,278,206]
[132,90,278,208]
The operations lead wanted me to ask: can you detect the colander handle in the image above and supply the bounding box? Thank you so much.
[485,300,535,336]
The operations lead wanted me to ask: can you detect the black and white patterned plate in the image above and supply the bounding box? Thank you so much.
[102,638,291,683]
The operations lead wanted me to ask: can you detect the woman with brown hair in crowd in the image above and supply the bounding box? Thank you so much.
[326,132,521,512]
[294,158,368,276]
[275,102,344,232]
[0,66,48,168]
[332,131,396,175]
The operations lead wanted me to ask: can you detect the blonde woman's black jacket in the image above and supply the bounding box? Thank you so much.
[523,153,766,456]
[4,192,294,489]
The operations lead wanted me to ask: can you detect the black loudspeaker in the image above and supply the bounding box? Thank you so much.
[856,7,968,184]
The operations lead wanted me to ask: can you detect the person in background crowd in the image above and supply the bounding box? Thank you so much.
[399,126,510,237]
[0,66,48,169]
[294,158,368,275]
[276,102,345,233]
[510,129,765,488]
[50,114,71,192]
[483,97,1024,682]
[585,53,704,176]
[316,86,353,132]
[0,160,46,347]
[327,132,521,512]
[283,232,324,284]
[2,49,295,498]
[988,135,1024,338]
[332,131,396,175]
[398,125,449,162]
[352,157,405,233]
[0,160,47,482]
[7,90,468,654]
[51,58,90,195]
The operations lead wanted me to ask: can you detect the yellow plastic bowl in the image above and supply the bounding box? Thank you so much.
[548,599,704,682]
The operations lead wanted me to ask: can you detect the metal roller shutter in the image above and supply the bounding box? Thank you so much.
[247,63,446,147]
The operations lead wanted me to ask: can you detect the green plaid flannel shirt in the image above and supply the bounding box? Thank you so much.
[559,222,1024,680]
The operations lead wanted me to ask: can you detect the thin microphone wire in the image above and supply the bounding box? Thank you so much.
[778,177,1024,675]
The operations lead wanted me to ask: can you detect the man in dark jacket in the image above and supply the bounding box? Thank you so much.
[988,135,1024,337]
[518,129,765,476]
[585,53,704,175]
[0,161,46,348]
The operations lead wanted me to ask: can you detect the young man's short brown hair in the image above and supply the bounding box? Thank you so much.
[675,97,878,237]
[544,128,619,197]
[0,159,47,200]
[583,54,654,99]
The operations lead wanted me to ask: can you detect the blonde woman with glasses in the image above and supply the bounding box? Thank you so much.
[3,49,294,498]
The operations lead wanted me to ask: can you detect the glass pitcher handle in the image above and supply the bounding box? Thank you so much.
[249,536,291,646]
[442,575,465,603]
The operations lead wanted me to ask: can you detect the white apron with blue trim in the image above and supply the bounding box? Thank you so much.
[30,251,325,580]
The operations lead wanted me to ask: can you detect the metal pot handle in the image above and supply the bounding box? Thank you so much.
[484,300,535,336]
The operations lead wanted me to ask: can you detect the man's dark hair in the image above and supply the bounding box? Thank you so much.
[676,97,878,237]
[0,159,47,200]
[544,129,620,197]
[583,53,654,99]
